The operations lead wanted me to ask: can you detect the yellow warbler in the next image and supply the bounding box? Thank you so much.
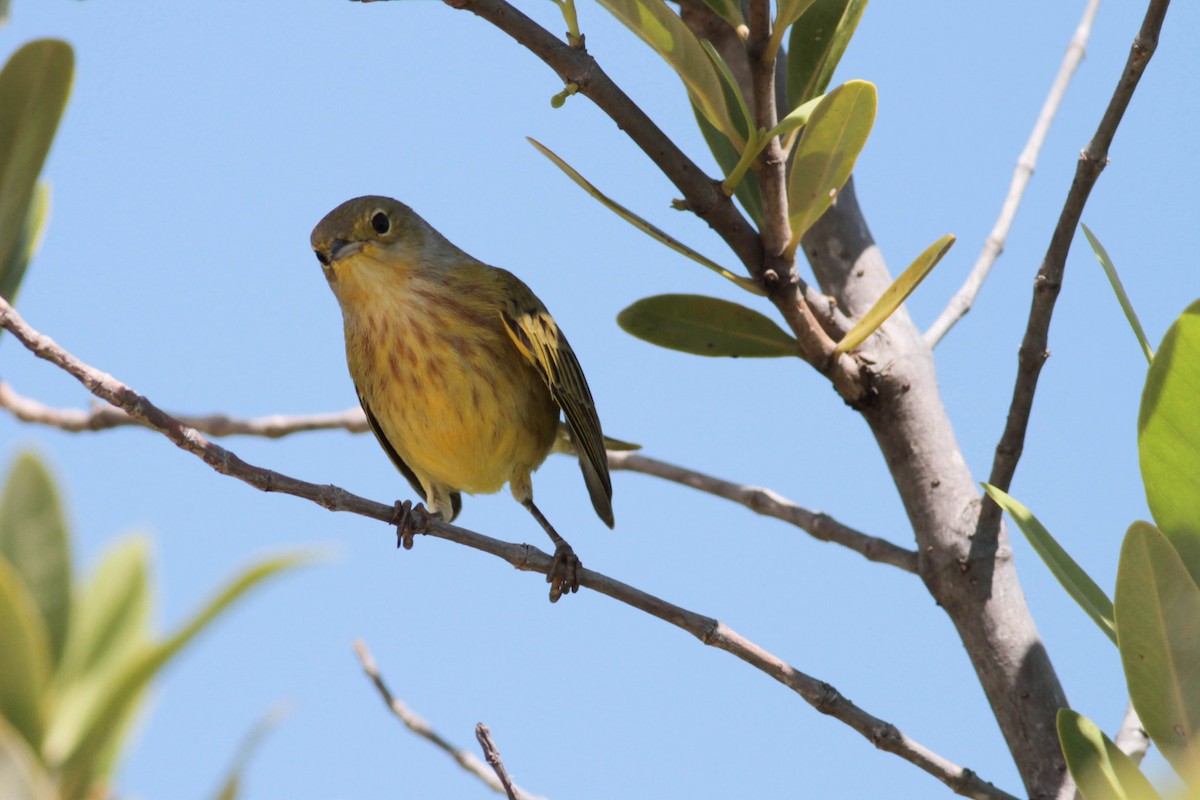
[311,196,612,601]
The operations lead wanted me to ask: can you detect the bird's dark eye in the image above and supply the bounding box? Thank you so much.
[370,211,390,235]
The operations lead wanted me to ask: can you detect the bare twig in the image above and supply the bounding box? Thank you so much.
[1112,702,1151,766]
[0,296,1016,800]
[983,0,1172,538]
[354,640,543,799]
[0,380,368,436]
[924,0,1101,347]
[607,451,917,573]
[475,725,521,800]
[1,381,912,570]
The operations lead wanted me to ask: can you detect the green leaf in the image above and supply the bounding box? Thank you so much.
[1081,224,1152,364]
[0,182,49,311]
[528,138,764,295]
[696,0,744,28]
[57,551,318,800]
[764,93,823,150]
[786,80,876,253]
[786,0,868,110]
[1115,521,1200,776]
[1138,300,1200,586]
[1057,708,1162,800]
[0,556,50,750]
[694,103,764,225]
[768,0,818,60]
[0,40,73,299]
[835,233,954,354]
[592,0,741,147]
[209,704,290,800]
[618,294,796,357]
[0,451,72,667]
[0,714,57,800]
[983,484,1116,645]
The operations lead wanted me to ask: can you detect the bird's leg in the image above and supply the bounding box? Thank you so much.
[391,499,432,550]
[521,499,581,602]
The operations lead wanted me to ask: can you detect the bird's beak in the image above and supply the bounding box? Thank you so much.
[329,238,364,263]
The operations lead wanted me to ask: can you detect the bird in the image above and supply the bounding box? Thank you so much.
[310,195,613,601]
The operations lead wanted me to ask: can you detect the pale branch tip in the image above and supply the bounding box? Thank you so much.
[475,725,521,800]
[0,295,1015,800]
[923,0,1101,348]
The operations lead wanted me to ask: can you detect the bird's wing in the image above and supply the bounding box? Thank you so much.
[355,385,462,520]
[498,278,614,528]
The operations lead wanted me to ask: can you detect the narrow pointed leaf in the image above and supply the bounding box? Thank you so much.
[0,40,73,297]
[529,138,763,295]
[0,182,49,312]
[0,451,72,667]
[835,233,954,354]
[0,715,57,800]
[1057,709,1162,800]
[768,0,818,58]
[786,80,876,251]
[1082,224,1152,364]
[1138,300,1200,586]
[764,93,823,148]
[210,704,290,800]
[592,0,741,146]
[786,0,868,110]
[57,551,318,800]
[697,0,744,28]
[618,294,796,357]
[0,557,50,750]
[1115,521,1200,776]
[983,484,1115,644]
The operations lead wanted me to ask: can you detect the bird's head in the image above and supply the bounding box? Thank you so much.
[310,195,438,286]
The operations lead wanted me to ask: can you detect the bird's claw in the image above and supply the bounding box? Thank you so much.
[547,542,582,603]
[392,500,431,550]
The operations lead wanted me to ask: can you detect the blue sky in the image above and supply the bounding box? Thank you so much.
[2,1,1198,797]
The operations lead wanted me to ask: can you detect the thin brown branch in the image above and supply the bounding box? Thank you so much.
[984,0,1171,536]
[353,640,542,799]
[0,380,368,437]
[924,0,1101,347]
[1,378,913,571]
[1112,702,1150,766]
[607,451,917,573]
[745,0,790,259]
[0,296,1016,800]
[475,725,520,800]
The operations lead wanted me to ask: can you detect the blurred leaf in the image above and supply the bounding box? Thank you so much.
[768,0,817,59]
[1115,521,1200,776]
[57,551,318,800]
[694,103,764,225]
[0,556,50,750]
[52,535,151,689]
[1058,708,1162,800]
[0,182,49,312]
[696,0,743,28]
[0,40,73,299]
[983,484,1116,645]
[0,715,57,800]
[1082,224,1152,364]
[1138,300,1200,586]
[786,80,876,252]
[553,424,641,456]
[210,704,290,800]
[835,234,954,354]
[618,294,796,357]
[529,138,764,295]
[593,0,741,147]
[786,0,868,110]
[0,451,72,667]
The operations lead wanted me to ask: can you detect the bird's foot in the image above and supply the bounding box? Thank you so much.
[392,500,431,550]
[547,541,582,603]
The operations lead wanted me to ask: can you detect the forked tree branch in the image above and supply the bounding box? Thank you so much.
[983,0,1172,538]
[0,297,1016,800]
[1,380,909,572]
[924,0,1101,347]
[354,639,544,799]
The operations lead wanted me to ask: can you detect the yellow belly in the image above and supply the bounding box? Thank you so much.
[344,290,558,496]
